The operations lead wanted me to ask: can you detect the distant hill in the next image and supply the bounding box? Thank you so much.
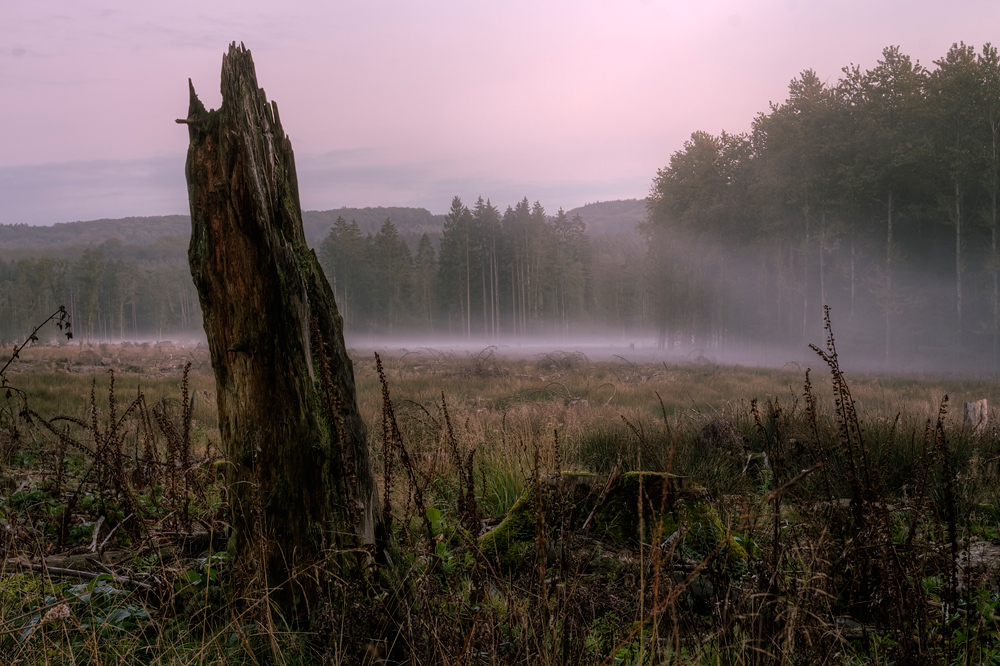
[0,201,643,256]
[0,215,190,250]
[0,208,445,255]
[565,199,647,237]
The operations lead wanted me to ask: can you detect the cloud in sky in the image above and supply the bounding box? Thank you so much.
[0,151,648,226]
[0,156,186,226]
[4,0,1000,223]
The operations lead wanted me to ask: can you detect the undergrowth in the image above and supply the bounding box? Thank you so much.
[3,312,1000,663]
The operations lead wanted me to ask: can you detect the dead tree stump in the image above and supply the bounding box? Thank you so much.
[178,43,381,621]
[965,399,988,434]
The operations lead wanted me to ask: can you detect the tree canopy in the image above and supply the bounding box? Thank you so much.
[646,42,1000,372]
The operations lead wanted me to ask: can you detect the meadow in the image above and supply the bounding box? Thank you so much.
[3,330,1000,664]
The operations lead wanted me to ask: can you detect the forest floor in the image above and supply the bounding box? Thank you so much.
[3,339,1000,664]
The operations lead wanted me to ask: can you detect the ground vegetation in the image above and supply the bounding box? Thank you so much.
[4,319,1000,663]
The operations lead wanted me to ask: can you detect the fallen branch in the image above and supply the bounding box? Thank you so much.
[12,560,153,590]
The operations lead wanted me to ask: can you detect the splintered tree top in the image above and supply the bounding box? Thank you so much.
[180,42,307,251]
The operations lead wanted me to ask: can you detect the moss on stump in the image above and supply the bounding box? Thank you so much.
[479,471,746,569]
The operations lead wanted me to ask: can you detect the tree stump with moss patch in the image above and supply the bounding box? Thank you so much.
[479,471,746,569]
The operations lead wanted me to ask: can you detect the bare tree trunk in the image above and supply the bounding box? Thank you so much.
[511,264,517,337]
[955,179,963,350]
[850,235,856,318]
[482,262,488,338]
[990,116,1000,372]
[802,210,809,345]
[819,211,827,321]
[492,242,499,339]
[993,172,999,373]
[465,234,471,340]
[179,43,381,623]
[886,190,893,368]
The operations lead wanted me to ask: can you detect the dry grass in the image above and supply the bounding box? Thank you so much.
[4,339,1000,663]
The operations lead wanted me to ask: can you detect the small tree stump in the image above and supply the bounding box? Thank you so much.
[965,399,988,434]
[478,472,745,568]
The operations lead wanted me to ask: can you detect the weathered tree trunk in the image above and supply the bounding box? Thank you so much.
[885,190,893,367]
[964,399,988,434]
[178,43,381,621]
[955,179,963,351]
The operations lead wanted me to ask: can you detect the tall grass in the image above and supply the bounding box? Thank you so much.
[3,336,1000,663]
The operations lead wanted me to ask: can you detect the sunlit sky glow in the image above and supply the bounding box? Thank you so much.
[3,0,999,225]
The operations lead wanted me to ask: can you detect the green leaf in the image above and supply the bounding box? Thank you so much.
[426,507,443,532]
[17,616,40,643]
[87,574,112,592]
[104,608,132,626]
[129,606,150,623]
[181,570,203,585]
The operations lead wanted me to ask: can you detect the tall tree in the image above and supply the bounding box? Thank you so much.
[75,248,105,343]
[553,208,591,334]
[318,216,370,327]
[647,130,752,347]
[752,70,840,342]
[930,42,984,349]
[438,197,474,337]
[980,44,1000,368]
[413,233,437,332]
[473,197,504,338]
[371,218,413,333]
[839,46,929,364]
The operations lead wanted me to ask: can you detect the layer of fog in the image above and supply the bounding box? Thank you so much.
[343,333,810,368]
[16,227,995,377]
[20,329,997,378]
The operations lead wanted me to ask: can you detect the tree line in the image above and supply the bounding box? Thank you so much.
[318,197,650,338]
[0,245,199,345]
[646,42,1000,371]
[0,201,650,346]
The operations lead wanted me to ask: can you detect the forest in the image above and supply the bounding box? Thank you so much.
[317,41,1000,373]
[0,237,198,345]
[317,198,648,338]
[5,43,1000,374]
[647,43,1000,373]
[0,201,649,345]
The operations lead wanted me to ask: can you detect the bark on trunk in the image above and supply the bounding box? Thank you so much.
[178,43,381,621]
[886,190,893,368]
[955,179,963,350]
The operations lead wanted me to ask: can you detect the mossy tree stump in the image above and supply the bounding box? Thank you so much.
[479,472,745,568]
[179,43,381,622]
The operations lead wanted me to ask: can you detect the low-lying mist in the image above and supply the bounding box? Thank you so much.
[20,324,997,378]
[342,332,977,377]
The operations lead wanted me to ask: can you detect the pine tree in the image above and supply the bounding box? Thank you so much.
[371,218,413,333]
[413,233,437,332]
[438,196,474,337]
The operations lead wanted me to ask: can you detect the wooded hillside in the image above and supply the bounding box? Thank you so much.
[0,201,647,344]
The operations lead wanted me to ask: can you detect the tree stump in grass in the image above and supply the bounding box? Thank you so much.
[479,472,746,569]
[179,43,381,622]
[965,399,988,434]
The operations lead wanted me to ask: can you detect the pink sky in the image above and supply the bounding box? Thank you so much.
[3,0,1000,225]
